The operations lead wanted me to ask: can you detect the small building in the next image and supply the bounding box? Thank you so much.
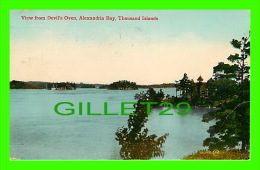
[192,76,208,98]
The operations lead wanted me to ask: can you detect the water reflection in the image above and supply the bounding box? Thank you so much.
[116,89,169,160]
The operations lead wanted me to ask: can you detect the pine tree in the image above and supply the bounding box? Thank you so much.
[203,34,250,152]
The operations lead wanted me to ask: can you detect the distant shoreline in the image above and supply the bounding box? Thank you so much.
[10,80,175,89]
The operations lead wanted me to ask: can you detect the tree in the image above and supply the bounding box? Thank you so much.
[116,88,168,159]
[203,34,250,152]
[203,96,249,151]
[178,73,194,98]
[227,35,250,84]
[206,78,239,102]
[213,62,239,80]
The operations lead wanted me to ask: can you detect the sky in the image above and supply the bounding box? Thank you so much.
[10,10,250,85]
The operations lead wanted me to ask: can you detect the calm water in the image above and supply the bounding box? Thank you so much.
[11,88,215,160]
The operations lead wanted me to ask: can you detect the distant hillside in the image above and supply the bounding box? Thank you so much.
[10,80,45,89]
[10,80,175,89]
[138,83,175,88]
[10,80,97,89]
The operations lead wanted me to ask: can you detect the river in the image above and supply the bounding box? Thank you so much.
[10,88,215,160]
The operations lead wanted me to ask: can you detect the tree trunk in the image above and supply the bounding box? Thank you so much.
[241,140,249,153]
[241,141,246,152]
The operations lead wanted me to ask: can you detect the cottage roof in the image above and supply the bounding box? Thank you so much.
[197,75,203,81]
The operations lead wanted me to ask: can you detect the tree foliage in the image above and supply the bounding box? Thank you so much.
[202,34,250,152]
[176,73,194,98]
[227,35,250,83]
[134,88,165,107]
[108,80,138,90]
[10,80,44,89]
[46,82,76,90]
[115,88,168,160]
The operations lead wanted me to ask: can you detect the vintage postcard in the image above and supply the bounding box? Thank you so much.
[10,10,250,160]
